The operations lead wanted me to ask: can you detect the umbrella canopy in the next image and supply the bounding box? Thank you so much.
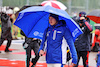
[14,6,82,41]
[87,9,100,23]
[41,1,67,10]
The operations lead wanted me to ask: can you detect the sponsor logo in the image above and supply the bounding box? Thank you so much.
[47,31,50,36]
[72,28,79,37]
[33,31,43,37]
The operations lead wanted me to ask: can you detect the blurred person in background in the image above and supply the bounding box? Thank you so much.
[20,30,41,67]
[91,29,100,52]
[11,14,19,40]
[74,11,93,67]
[0,12,12,53]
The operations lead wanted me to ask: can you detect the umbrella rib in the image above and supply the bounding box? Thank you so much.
[28,12,48,37]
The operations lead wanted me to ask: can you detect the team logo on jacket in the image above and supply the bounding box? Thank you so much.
[57,31,62,33]
[47,31,50,36]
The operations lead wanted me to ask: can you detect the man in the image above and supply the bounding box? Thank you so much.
[74,11,93,67]
[92,29,100,52]
[20,30,40,67]
[39,13,77,67]
[0,12,12,52]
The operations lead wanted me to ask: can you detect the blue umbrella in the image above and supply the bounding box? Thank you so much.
[14,6,82,41]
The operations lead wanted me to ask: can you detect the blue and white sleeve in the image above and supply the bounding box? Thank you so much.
[64,27,77,64]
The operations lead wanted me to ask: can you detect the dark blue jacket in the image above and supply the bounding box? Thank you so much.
[74,18,93,51]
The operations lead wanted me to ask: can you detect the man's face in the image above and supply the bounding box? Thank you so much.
[49,16,57,26]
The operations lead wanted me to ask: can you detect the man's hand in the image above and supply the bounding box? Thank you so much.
[39,50,45,56]
[80,17,85,20]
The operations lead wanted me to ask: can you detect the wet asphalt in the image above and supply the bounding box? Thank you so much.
[0,40,97,67]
